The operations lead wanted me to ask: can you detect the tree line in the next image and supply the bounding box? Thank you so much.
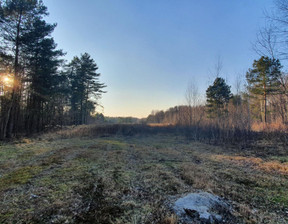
[147,56,287,132]
[147,0,288,135]
[0,0,106,139]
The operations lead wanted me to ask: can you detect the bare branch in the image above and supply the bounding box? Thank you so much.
[253,23,278,59]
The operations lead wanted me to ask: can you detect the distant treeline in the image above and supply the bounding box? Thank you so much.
[146,57,288,138]
[105,116,143,124]
[147,75,288,127]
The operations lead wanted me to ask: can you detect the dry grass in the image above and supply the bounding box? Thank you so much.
[214,155,288,175]
[252,121,288,132]
[147,123,173,127]
[0,127,288,223]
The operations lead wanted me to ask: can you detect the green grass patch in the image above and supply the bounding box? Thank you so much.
[98,139,127,148]
[0,166,42,191]
[271,156,288,163]
[269,189,288,206]
[0,145,23,162]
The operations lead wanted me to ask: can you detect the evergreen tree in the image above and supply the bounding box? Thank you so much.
[67,53,106,125]
[206,77,232,118]
[68,56,82,124]
[246,56,282,123]
[0,0,107,138]
[0,0,48,138]
[22,18,64,133]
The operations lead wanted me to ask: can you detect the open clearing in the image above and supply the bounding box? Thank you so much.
[1,132,288,223]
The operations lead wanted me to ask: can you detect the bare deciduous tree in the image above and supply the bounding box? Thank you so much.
[263,0,288,60]
[209,56,223,79]
[253,23,278,59]
[185,80,199,126]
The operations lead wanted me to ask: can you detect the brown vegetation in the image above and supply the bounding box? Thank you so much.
[0,125,288,223]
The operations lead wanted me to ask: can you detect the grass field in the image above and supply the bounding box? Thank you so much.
[1,127,288,223]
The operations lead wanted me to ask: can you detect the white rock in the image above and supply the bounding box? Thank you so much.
[173,192,228,222]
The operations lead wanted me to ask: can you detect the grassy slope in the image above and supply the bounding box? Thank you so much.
[0,132,288,223]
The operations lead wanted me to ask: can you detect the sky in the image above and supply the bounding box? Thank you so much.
[42,0,275,118]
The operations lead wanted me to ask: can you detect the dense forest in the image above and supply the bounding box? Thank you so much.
[0,0,106,139]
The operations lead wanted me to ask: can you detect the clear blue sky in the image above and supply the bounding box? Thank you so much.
[43,0,274,118]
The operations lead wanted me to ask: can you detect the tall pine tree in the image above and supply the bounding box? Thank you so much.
[67,53,106,125]
[246,56,282,123]
[0,0,48,138]
[22,18,64,133]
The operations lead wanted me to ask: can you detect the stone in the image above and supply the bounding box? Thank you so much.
[173,192,233,223]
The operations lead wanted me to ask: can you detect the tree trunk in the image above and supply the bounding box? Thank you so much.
[264,83,267,123]
[6,13,22,138]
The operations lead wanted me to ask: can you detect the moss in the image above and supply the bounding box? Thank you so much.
[271,156,288,163]
[269,189,288,206]
[0,166,42,190]
[98,139,127,149]
[0,212,14,221]
[271,195,288,206]
[0,145,21,162]
[49,183,71,199]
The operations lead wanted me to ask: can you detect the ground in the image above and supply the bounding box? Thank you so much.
[0,129,288,223]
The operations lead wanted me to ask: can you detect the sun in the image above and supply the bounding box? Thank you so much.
[2,76,13,86]
[3,77,10,83]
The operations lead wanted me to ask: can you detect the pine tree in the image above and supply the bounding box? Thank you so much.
[67,53,106,125]
[22,18,64,133]
[68,56,82,124]
[246,56,282,123]
[0,0,48,138]
[206,77,232,118]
